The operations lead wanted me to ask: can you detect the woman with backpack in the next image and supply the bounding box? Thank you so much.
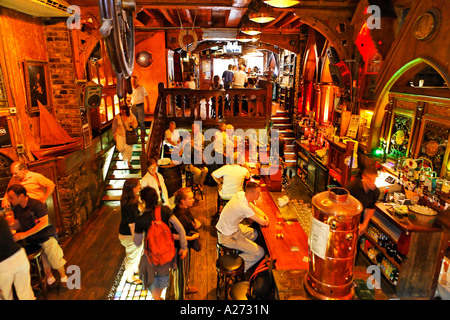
[118,178,143,285]
[134,186,188,300]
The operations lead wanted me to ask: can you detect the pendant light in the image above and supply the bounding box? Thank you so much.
[241,21,262,35]
[249,5,277,23]
[236,33,260,42]
[264,0,300,8]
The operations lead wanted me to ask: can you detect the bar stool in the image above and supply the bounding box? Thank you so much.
[185,169,203,200]
[216,253,245,300]
[25,245,47,297]
[216,242,240,258]
[228,281,250,300]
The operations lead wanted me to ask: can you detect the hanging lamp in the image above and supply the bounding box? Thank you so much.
[249,5,277,23]
[241,20,262,35]
[264,0,300,8]
[236,33,260,42]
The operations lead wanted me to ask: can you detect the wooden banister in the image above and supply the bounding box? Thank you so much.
[145,82,274,163]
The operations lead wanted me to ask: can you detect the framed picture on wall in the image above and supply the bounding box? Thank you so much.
[24,60,51,114]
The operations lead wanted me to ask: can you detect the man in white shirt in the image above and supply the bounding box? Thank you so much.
[232,65,248,88]
[164,121,180,154]
[216,181,269,272]
[212,162,250,201]
[130,76,149,135]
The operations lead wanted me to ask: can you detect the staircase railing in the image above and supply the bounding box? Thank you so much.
[143,82,274,171]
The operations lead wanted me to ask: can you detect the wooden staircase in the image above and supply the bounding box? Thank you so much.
[271,109,296,175]
[101,132,148,205]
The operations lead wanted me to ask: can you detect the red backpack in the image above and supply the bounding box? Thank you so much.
[144,206,176,266]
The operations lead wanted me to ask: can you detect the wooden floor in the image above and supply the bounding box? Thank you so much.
[42,184,222,300]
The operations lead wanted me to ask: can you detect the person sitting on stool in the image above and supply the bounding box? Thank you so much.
[216,181,269,273]
[6,184,69,294]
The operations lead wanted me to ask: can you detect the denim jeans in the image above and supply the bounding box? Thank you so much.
[131,103,146,134]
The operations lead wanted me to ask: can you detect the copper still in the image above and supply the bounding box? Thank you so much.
[304,187,363,300]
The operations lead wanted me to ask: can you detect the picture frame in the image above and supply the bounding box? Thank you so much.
[23,60,51,114]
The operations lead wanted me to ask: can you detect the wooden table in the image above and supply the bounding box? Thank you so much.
[256,185,309,270]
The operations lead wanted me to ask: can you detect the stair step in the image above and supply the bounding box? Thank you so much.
[105,181,126,190]
[113,155,141,161]
[102,195,121,201]
[107,174,142,180]
[110,165,141,170]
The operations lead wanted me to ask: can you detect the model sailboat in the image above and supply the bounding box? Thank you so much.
[31,101,83,159]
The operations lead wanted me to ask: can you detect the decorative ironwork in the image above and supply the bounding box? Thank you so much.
[388,114,412,158]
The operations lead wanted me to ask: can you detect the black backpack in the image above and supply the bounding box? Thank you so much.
[247,255,276,300]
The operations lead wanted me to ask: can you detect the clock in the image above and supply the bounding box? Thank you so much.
[412,11,439,41]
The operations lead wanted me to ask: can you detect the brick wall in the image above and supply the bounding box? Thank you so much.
[43,22,82,138]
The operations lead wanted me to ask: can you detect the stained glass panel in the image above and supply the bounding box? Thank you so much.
[388,113,413,158]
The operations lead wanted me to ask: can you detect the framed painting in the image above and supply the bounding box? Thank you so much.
[24,60,51,114]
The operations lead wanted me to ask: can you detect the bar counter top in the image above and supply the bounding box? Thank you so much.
[256,185,309,270]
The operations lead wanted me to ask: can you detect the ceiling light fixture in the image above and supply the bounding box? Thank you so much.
[264,0,300,8]
[236,33,260,42]
[249,5,277,23]
[241,21,262,35]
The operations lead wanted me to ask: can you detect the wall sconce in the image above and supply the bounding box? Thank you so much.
[249,5,277,23]
[241,21,262,35]
[135,51,153,68]
[264,0,300,8]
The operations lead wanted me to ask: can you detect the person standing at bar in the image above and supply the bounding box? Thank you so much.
[172,187,202,295]
[2,162,55,209]
[345,166,380,236]
[130,76,149,136]
[216,181,269,273]
[232,65,248,88]
[222,64,234,90]
[0,214,35,300]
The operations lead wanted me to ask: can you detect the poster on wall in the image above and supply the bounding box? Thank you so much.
[0,116,12,148]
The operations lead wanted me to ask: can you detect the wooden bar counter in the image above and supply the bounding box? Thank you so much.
[256,184,309,270]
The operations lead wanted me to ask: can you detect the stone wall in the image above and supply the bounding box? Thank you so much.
[56,160,92,234]
[43,21,84,138]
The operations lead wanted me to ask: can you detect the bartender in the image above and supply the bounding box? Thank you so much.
[345,166,380,236]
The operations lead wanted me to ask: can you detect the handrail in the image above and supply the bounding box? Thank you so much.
[161,83,273,124]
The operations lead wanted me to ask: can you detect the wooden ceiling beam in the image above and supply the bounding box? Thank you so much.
[142,8,167,27]
[273,13,300,29]
[160,9,180,27]
[225,9,245,28]
[264,11,288,29]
